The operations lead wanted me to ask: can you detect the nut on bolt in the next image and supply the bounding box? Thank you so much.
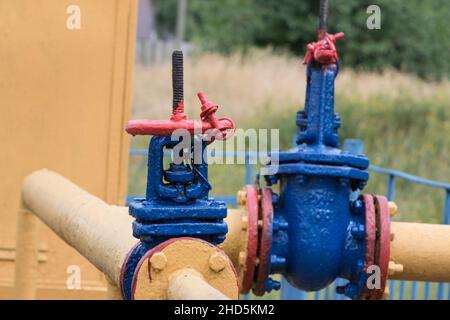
[350,199,365,215]
[390,231,395,241]
[209,252,227,272]
[388,201,398,216]
[265,278,281,292]
[388,261,404,276]
[237,189,247,206]
[150,252,168,272]
[238,251,247,267]
[382,286,390,300]
[241,215,248,230]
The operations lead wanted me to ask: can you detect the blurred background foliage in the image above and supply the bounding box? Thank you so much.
[153,0,450,80]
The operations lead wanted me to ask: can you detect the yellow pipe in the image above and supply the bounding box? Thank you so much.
[14,204,40,299]
[390,222,450,282]
[167,268,230,300]
[219,208,247,268]
[21,169,138,287]
[21,169,238,299]
[105,277,123,300]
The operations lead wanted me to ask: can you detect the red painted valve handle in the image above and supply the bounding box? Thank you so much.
[125,93,236,141]
[304,32,345,65]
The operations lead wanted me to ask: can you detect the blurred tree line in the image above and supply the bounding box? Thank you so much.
[153,0,450,79]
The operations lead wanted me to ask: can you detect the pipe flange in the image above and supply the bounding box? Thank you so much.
[253,188,274,296]
[130,237,239,300]
[120,241,149,300]
[372,195,391,300]
[362,195,376,269]
[358,194,391,300]
[359,194,376,299]
[240,185,259,293]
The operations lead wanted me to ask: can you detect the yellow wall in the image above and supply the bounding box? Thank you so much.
[0,0,137,299]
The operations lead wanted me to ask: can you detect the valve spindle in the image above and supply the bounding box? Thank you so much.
[172,51,184,113]
[319,0,329,36]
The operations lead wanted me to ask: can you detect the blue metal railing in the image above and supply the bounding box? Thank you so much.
[127,145,450,300]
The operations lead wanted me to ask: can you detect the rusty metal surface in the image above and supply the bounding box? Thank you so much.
[253,188,274,296]
[240,185,259,293]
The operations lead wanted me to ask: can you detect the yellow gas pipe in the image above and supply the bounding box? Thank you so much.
[390,222,450,282]
[18,169,237,299]
[167,269,230,300]
[19,169,138,290]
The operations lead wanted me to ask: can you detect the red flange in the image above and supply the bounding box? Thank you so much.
[253,187,274,296]
[362,194,376,272]
[372,195,391,300]
[240,185,259,294]
[360,194,376,299]
[360,194,391,300]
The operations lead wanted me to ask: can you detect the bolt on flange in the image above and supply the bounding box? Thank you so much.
[388,201,397,216]
[388,261,404,276]
[150,252,168,272]
[209,252,227,272]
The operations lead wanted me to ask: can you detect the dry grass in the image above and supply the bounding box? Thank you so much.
[132,50,450,123]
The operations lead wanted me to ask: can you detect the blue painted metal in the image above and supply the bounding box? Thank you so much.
[399,281,405,300]
[370,166,450,190]
[334,278,349,300]
[280,278,307,300]
[389,281,395,300]
[444,190,450,225]
[439,190,450,300]
[324,286,330,300]
[123,89,230,298]
[343,139,364,155]
[128,195,236,207]
[387,175,396,201]
[424,282,431,299]
[314,291,320,300]
[448,283,450,300]
[260,61,370,299]
[260,64,369,298]
[123,135,228,298]
[129,135,227,245]
[245,153,252,184]
[120,242,149,299]
[411,281,417,300]
[437,283,445,300]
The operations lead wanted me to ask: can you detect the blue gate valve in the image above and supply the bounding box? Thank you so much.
[251,20,379,299]
[120,51,236,299]
[243,3,394,299]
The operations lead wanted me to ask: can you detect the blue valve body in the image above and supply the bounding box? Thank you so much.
[264,63,370,298]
